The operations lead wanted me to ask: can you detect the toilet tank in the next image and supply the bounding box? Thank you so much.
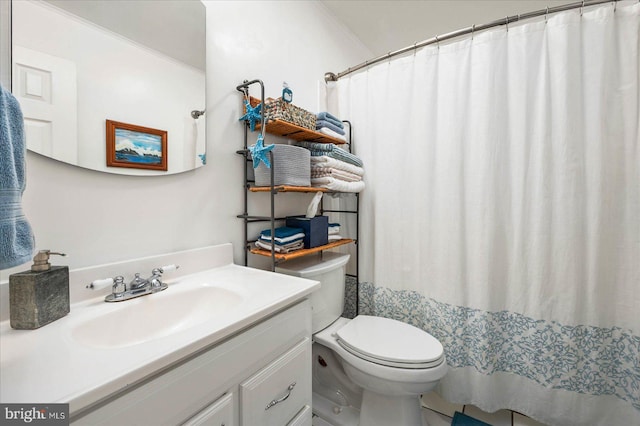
[276,252,350,334]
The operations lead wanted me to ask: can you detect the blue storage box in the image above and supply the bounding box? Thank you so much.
[285,215,329,249]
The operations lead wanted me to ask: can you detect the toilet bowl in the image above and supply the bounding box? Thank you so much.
[276,253,447,426]
[314,316,447,426]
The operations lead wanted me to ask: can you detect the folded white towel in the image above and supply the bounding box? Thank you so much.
[311,177,365,193]
[255,240,304,253]
[310,156,364,177]
[311,167,362,182]
[328,234,345,242]
[318,126,347,142]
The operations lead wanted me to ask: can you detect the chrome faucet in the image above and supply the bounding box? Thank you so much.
[87,264,180,302]
[147,268,166,290]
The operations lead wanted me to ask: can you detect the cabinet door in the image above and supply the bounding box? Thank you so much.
[183,393,235,426]
[240,338,311,426]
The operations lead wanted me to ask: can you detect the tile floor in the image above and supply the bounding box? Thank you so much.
[421,392,548,426]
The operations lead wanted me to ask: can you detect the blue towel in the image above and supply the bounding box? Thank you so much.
[451,412,491,426]
[260,226,305,239]
[294,141,364,168]
[317,112,344,128]
[259,235,304,246]
[0,84,35,270]
[316,119,345,136]
[330,145,363,167]
[295,141,333,152]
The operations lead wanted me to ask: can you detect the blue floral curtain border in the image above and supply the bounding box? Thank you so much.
[358,282,640,410]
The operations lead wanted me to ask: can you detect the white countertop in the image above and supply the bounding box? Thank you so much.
[0,245,319,414]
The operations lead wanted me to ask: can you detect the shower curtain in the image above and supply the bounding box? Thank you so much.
[331,3,639,425]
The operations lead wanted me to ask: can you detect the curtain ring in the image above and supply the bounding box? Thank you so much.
[505,16,509,32]
[414,42,418,56]
[435,35,440,50]
[581,0,585,16]
[471,24,476,40]
[545,6,549,23]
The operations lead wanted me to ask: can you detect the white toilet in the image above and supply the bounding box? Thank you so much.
[276,253,447,426]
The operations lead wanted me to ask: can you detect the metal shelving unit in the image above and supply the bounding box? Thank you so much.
[235,79,360,296]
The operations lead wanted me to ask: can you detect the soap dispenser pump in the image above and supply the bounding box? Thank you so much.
[9,250,70,330]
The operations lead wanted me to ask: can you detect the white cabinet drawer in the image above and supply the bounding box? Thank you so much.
[240,338,311,426]
[287,405,312,426]
[183,392,235,426]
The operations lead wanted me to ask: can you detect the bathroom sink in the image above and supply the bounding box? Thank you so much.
[71,285,244,348]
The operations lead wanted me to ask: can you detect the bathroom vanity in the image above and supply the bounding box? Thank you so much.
[73,300,312,425]
[0,244,319,425]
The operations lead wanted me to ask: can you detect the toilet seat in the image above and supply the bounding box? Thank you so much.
[335,315,444,369]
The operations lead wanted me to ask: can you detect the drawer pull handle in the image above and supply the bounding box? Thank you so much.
[265,382,296,410]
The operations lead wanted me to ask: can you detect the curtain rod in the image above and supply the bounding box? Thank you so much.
[325,0,623,82]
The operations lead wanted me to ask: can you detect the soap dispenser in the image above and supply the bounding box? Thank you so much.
[9,250,70,330]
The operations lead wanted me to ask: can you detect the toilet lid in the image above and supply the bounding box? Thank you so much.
[335,316,444,369]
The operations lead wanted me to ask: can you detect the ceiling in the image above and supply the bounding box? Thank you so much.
[44,0,205,70]
[321,0,576,58]
[44,0,579,73]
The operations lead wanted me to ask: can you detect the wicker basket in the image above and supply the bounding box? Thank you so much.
[254,144,311,187]
[264,97,317,130]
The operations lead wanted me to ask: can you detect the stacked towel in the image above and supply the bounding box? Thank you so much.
[294,141,363,168]
[311,167,361,182]
[310,176,365,193]
[255,240,303,253]
[318,112,343,127]
[310,156,365,193]
[316,119,344,136]
[256,226,305,253]
[317,127,347,143]
[328,223,343,242]
[316,111,346,142]
[0,84,35,270]
[310,156,364,177]
[294,142,365,193]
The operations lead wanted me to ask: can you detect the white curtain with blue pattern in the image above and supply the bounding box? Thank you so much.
[331,2,639,425]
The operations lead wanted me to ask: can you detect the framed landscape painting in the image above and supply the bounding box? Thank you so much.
[106,120,168,171]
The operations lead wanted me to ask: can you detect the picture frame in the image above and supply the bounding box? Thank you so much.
[106,120,168,171]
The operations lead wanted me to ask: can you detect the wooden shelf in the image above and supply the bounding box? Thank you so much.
[256,119,347,145]
[247,96,346,145]
[250,239,354,262]
[249,185,329,193]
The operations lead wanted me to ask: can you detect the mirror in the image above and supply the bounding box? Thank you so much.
[11,0,206,176]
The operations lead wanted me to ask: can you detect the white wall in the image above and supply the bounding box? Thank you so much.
[0,0,561,280]
[0,0,370,284]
